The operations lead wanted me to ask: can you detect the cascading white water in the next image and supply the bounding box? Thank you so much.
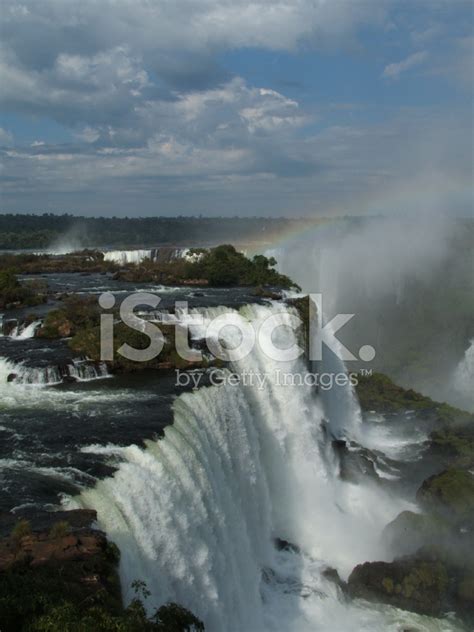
[102,247,199,265]
[0,356,110,386]
[9,320,42,339]
[67,359,111,382]
[103,250,154,265]
[72,302,450,632]
[310,299,363,442]
[453,340,474,411]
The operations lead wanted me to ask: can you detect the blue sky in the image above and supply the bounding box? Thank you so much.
[0,0,472,216]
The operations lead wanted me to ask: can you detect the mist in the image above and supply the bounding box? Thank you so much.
[48,223,89,255]
[267,216,474,410]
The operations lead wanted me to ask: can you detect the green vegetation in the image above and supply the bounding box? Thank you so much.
[0,565,202,632]
[356,372,436,413]
[70,322,213,373]
[38,296,100,339]
[48,521,70,540]
[417,468,474,521]
[0,269,46,309]
[356,372,474,424]
[28,600,204,632]
[187,245,299,288]
[0,517,204,632]
[430,426,474,468]
[0,251,117,276]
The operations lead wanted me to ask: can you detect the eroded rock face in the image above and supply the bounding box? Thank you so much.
[0,510,123,631]
[0,529,108,571]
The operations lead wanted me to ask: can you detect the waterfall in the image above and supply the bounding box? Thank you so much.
[310,299,362,442]
[0,356,110,386]
[102,247,199,265]
[76,303,415,631]
[9,320,42,340]
[103,250,154,265]
[453,340,474,411]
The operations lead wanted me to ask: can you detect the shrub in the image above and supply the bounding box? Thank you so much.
[48,521,70,540]
[10,519,32,544]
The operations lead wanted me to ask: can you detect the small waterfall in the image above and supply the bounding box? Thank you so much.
[103,250,153,265]
[0,357,110,386]
[77,303,409,631]
[68,359,111,382]
[102,247,204,265]
[453,340,474,411]
[9,320,42,340]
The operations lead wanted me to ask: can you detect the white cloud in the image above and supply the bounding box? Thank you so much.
[382,51,429,79]
[0,0,391,126]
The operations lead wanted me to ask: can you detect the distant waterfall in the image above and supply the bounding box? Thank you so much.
[102,247,201,265]
[77,303,411,631]
[0,357,110,386]
[103,250,154,265]
[453,340,474,411]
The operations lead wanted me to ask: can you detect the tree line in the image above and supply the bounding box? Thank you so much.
[0,214,323,249]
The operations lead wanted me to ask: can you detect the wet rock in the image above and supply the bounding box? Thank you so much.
[416,468,474,523]
[348,555,450,616]
[62,374,78,384]
[332,439,377,482]
[322,566,346,592]
[274,537,300,554]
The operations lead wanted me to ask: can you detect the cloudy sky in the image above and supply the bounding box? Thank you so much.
[0,0,472,216]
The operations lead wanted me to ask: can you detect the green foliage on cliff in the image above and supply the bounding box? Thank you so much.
[0,568,203,632]
[0,269,46,309]
[355,372,436,413]
[39,296,100,339]
[27,599,204,631]
[356,372,474,424]
[417,468,474,521]
[188,246,297,288]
